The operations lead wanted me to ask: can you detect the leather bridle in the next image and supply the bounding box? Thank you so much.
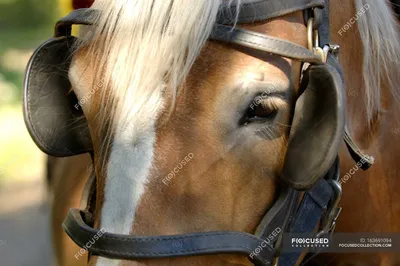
[60,1,374,265]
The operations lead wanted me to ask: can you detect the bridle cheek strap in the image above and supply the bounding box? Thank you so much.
[63,209,275,265]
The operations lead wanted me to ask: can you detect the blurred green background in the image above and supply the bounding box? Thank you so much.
[0,1,66,265]
[0,0,59,184]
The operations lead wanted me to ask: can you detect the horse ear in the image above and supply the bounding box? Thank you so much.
[281,64,345,190]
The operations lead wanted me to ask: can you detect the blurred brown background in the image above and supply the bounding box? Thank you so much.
[0,1,72,265]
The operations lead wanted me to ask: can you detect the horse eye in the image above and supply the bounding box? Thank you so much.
[250,104,275,118]
[241,97,278,124]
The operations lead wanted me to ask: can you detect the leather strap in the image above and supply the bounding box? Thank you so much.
[55,8,99,37]
[344,128,374,170]
[63,209,275,265]
[317,1,330,47]
[54,8,324,64]
[210,25,323,64]
[255,189,300,241]
[218,0,325,24]
[278,179,333,265]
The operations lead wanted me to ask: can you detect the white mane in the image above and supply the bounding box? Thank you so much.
[77,1,227,265]
[356,0,400,123]
[79,0,225,163]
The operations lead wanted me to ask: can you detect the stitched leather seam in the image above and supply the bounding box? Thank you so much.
[66,230,271,262]
[75,242,255,256]
[79,228,267,243]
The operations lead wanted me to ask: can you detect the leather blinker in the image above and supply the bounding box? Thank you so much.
[23,36,93,157]
[281,64,345,190]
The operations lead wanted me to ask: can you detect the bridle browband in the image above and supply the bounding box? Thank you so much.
[59,1,374,265]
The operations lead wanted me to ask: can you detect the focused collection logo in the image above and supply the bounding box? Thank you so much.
[291,237,330,248]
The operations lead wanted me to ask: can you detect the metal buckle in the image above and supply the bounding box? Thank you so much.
[321,44,340,63]
[307,13,341,64]
[316,177,342,238]
[307,17,325,63]
[328,44,340,60]
[307,18,319,50]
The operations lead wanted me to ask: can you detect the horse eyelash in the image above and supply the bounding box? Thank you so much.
[257,97,287,111]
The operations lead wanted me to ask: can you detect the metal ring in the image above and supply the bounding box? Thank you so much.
[307,18,320,51]
[314,29,319,48]
[307,18,314,50]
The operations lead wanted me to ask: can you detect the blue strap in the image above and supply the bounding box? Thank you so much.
[278,179,333,266]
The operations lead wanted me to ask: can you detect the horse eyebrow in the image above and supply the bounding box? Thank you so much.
[243,80,292,99]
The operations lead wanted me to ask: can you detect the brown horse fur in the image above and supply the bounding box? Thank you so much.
[49,1,400,265]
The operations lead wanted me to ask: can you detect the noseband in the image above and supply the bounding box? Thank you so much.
[24,0,374,265]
